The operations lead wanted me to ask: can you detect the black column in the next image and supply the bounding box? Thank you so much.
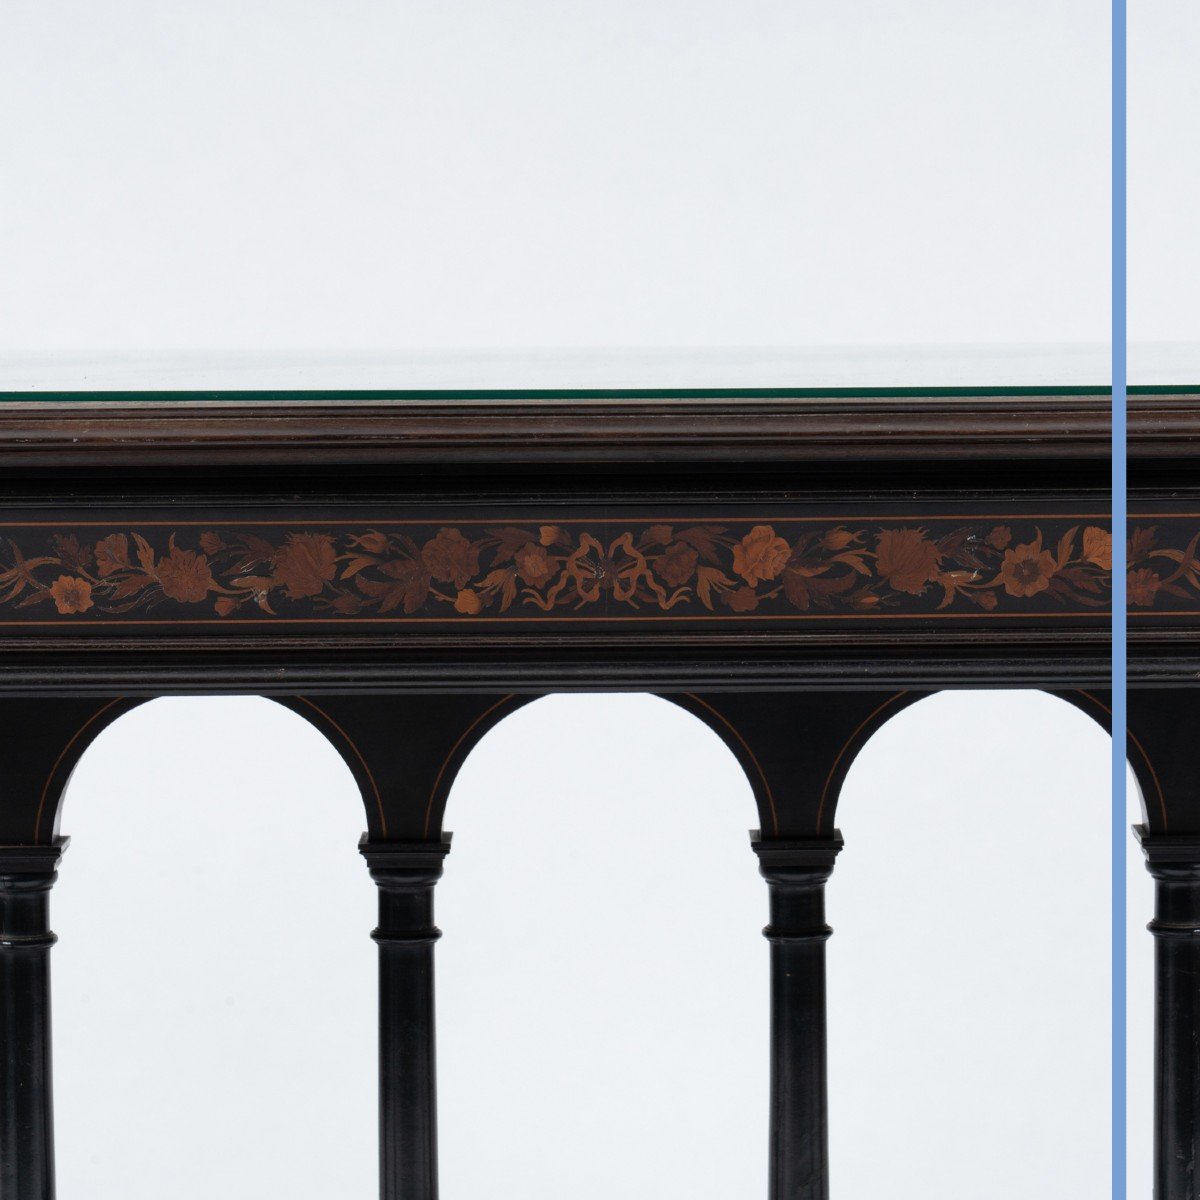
[752,833,842,1200]
[0,840,68,1200]
[1137,829,1200,1200]
[360,835,451,1200]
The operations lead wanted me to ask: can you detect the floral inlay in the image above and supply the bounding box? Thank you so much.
[0,519,1116,622]
[1127,526,1200,609]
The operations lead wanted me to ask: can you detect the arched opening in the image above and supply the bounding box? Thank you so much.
[436,693,766,1199]
[828,689,1110,1197]
[51,697,376,1199]
[36,687,1114,1198]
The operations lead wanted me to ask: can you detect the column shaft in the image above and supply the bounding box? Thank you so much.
[0,840,67,1200]
[753,833,842,1200]
[1138,830,1200,1200]
[360,836,451,1200]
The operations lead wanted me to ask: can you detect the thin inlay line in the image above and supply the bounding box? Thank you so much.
[292,697,388,838]
[0,611,1114,626]
[1124,724,1169,833]
[421,696,519,838]
[34,698,127,842]
[0,513,1113,526]
[816,693,911,834]
[681,695,779,836]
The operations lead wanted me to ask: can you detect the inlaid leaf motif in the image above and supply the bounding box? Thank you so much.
[95,534,131,576]
[676,525,726,565]
[782,568,811,610]
[696,565,735,610]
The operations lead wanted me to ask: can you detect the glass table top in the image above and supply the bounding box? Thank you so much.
[0,345,1191,397]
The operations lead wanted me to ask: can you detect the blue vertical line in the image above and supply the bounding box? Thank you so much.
[1112,0,1127,1193]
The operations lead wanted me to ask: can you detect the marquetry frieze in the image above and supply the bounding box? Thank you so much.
[0,516,1124,625]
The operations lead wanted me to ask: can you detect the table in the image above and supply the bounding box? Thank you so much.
[0,378,1182,1198]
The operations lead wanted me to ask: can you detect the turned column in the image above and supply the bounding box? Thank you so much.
[1136,829,1200,1200]
[360,835,451,1200]
[0,840,68,1200]
[752,832,842,1200]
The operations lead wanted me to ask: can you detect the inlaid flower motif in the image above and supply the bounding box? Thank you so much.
[875,528,940,594]
[656,542,699,587]
[155,540,215,603]
[52,534,93,573]
[726,585,759,612]
[1083,526,1113,570]
[999,539,1057,597]
[270,533,337,600]
[50,575,93,614]
[514,543,555,587]
[732,526,790,584]
[987,526,1013,550]
[421,528,480,588]
[454,588,482,614]
[1128,568,1161,607]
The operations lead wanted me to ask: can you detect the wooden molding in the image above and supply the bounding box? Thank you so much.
[0,391,1145,467]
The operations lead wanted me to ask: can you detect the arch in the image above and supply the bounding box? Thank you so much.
[666,687,1114,839]
[273,696,396,837]
[666,691,925,838]
[1123,689,1200,834]
[1056,687,1114,735]
[436,692,762,834]
[0,696,150,844]
[1052,687,1164,831]
[22,688,1121,845]
[276,693,535,840]
[804,687,1113,834]
[31,694,503,844]
[1125,738,1162,831]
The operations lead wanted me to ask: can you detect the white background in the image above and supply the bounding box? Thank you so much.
[0,0,1171,1196]
[0,1,1109,354]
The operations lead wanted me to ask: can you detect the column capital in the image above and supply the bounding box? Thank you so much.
[1134,826,1200,877]
[359,834,451,890]
[751,832,842,948]
[751,831,843,883]
[1135,827,1200,949]
[360,835,451,950]
[0,838,69,886]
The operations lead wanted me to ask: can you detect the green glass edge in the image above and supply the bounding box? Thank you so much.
[0,384,1191,400]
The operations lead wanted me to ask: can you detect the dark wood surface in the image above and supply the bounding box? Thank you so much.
[0,387,1191,464]
[0,387,1157,693]
[0,390,1129,466]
